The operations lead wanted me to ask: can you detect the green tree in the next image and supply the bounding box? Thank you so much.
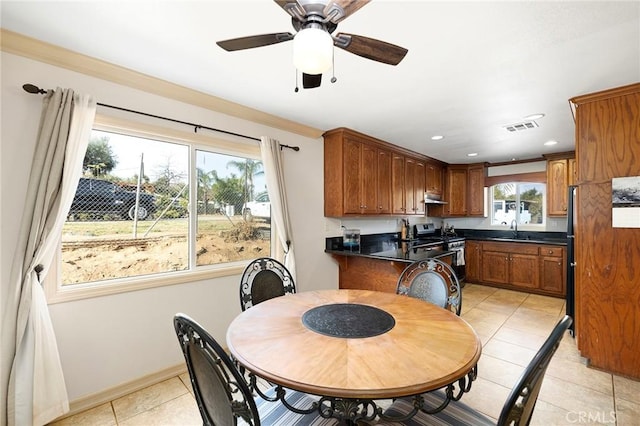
[212,174,244,211]
[226,159,264,205]
[84,136,118,177]
[197,168,218,214]
[521,186,543,223]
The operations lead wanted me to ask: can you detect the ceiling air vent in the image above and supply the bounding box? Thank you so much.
[503,120,539,132]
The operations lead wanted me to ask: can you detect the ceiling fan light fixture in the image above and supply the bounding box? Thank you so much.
[293,27,333,74]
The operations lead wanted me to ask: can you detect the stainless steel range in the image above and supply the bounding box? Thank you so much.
[412,224,466,283]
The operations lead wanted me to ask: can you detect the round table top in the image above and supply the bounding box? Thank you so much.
[226,289,482,399]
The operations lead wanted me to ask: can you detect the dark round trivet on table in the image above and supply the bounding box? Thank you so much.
[301,303,395,338]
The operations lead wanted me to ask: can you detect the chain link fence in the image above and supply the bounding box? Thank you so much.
[62,175,271,285]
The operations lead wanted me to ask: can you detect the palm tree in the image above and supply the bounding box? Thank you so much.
[197,168,218,214]
[226,159,264,205]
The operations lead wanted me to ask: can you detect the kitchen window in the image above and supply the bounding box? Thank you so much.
[47,115,271,302]
[490,182,546,226]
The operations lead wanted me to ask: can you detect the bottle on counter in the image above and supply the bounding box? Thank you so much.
[401,219,407,240]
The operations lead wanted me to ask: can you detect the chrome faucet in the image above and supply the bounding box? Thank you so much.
[510,219,519,238]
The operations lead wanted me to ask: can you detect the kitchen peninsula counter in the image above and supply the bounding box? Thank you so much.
[325,234,455,293]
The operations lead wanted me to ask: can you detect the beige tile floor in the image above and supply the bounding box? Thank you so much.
[49,284,640,425]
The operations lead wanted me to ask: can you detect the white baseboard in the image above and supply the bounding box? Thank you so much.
[55,364,188,421]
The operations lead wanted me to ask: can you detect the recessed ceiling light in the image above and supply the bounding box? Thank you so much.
[544,140,558,146]
[467,153,478,157]
[524,113,545,120]
[431,135,444,141]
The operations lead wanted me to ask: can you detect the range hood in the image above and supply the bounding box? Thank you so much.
[424,194,448,205]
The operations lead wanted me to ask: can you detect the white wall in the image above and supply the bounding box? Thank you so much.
[1,52,338,401]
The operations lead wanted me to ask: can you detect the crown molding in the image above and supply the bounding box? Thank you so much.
[1,29,323,139]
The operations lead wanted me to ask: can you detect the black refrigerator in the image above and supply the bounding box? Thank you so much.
[566,185,577,336]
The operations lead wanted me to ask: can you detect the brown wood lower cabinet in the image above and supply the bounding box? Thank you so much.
[465,240,482,282]
[331,256,407,293]
[466,240,565,298]
[330,253,454,293]
[539,246,565,294]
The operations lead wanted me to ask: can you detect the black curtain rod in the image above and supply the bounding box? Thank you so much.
[22,83,300,152]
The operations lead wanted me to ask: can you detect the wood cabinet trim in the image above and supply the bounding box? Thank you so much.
[570,83,640,105]
[323,127,445,166]
[484,171,546,187]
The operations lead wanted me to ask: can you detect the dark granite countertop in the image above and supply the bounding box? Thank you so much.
[324,229,567,264]
[465,236,567,246]
[325,246,456,264]
[456,229,567,245]
[465,236,567,245]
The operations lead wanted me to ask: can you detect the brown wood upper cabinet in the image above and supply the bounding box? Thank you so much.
[433,163,486,217]
[391,153,406,215]
[426,162,443,197]
[324,127,439,217]
[406,157,426,215]
[324,129,387,216]
[545,154,575,216]
[377,149,392,214]
[468,164,486,216]
[391,153,427,215]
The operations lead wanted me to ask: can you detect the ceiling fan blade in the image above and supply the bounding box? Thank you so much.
[274,0,306,20]
[335,33,408,65]
[302,73,322,89]
[324,0,371,23]
[217,33,294,51]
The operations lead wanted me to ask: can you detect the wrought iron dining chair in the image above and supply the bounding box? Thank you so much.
[173,313,338,425]
[240,257,296,311]
[396,258,462,315]
[379,315,573,425]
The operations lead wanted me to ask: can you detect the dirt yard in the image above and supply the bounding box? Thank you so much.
[61,219,270,284]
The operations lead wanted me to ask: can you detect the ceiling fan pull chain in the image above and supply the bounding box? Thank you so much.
[331,49,337,84]
[294,69,299,93]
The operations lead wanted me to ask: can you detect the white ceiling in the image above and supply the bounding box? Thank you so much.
[2,1,639,164]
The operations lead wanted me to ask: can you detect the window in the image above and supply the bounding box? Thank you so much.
[56,116,271,297]
[490,182,545,226]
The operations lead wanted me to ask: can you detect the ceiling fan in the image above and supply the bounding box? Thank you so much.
[216,0,408,89]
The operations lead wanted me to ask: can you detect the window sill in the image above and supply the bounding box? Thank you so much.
[46,263,247,304]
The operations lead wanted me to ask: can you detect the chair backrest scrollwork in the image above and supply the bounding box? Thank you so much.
[173,313,260,425]
[396,258,462,315]
[239,257,296,311]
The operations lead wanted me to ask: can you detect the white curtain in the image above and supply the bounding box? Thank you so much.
[259,137,297,281]
[2,88,96,426]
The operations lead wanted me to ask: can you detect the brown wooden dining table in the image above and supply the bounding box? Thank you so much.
[226,289,482,423]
